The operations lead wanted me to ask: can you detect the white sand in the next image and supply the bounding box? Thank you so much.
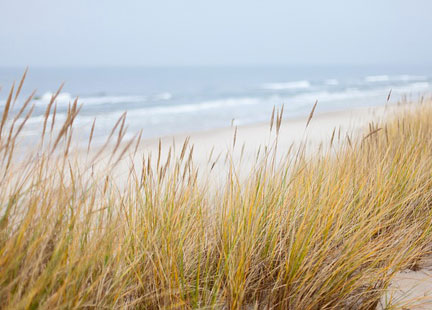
[378,257,432,309]
[133,104,393,184]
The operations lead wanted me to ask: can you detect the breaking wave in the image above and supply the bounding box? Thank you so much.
[262,80,311,90]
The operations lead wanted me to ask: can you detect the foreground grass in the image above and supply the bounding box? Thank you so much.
[1,75,432,309]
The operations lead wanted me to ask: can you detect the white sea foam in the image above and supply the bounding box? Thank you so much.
[288,82,430,104]
[35,91,171,107]
[396,75,427,82]
[49,93,167,106]
[285,89,379,105]
[365,75,390,82]
[81,95,146,105]
[70,97,261,125]
[144,97,261,115]
[392,82,430,92]
[262,80,311,90]
[34,92,148,106]
[153,92,172,101]
[40,92,73,104]
[126,88,383,119]
[364,75,428,83]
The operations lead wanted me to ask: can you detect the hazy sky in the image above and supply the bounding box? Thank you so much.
[1,0,431,67]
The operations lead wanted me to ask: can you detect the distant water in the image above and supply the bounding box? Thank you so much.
[0,65,431,143]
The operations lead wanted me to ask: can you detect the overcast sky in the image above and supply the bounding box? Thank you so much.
[1,0,431,67]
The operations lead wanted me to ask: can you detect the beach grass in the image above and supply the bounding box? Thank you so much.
[1,74,432,309]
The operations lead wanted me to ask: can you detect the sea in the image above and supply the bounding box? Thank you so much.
[0,65,431,144]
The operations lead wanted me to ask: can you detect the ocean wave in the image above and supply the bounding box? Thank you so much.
[33,92,172,107]
[36,92,148,106]
[39,92,74,104]
[365,75,390,83]
[291,82,430,103]
[365,75,428,83]
[143,97,261,115]
[129,87,392,118]
[392,82,430,92]
[153,92,172,101]
[295,83,429,105]
[81,95,146,105]
[262,80,311,90]
[396,75,427,82]
[282,89,379,105]
[15,82,432,134]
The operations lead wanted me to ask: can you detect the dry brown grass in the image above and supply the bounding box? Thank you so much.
[1,72,432,309]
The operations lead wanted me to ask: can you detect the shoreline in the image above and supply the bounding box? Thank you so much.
[141,104,392,146]
[131,103,396,176]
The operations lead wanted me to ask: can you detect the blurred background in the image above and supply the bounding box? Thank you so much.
[1,0,431,141]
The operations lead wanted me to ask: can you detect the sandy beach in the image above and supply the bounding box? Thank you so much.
[141,104,391,157]
[108,104,395,187]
